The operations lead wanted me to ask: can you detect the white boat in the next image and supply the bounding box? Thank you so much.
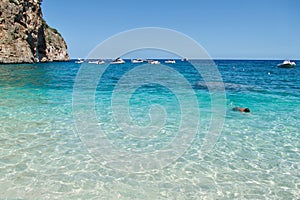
[111,57,125,64]
[88,60,105,64]
[96,60,105,64]
[165,60,176,64]
[277,60,296,68]
[148,60,160,65]
[131,59,144,63]
[75,59,84,64]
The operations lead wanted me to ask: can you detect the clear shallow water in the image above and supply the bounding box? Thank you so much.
[0,60,299,199]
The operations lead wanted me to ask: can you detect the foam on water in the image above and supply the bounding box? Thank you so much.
[0,60,299,199]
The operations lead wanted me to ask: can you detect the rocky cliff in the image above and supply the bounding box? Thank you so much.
[0,0,69,63]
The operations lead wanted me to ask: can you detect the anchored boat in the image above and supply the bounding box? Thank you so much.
[277,60,296,68]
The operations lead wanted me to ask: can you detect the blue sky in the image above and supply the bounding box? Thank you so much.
[42,0,300,59]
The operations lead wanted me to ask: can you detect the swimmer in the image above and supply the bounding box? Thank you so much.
[233,107,250,113]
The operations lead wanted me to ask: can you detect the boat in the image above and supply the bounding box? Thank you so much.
[277,60,296,68]
[165,60,176,64]
[111,57,125,64]
[96,60,105,64]
[88,60,105,64]
[131,59,144,63]
[75,59,84,64]
[148,60,160,65]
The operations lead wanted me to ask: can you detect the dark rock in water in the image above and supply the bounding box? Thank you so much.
[195,81,260,92]
[0,0,69,63]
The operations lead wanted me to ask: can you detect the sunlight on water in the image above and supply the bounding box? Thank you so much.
[0,60,299,199]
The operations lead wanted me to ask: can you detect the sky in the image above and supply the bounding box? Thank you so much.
[42,0,300,60]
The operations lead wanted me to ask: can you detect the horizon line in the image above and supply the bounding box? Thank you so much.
[71,57,300,61]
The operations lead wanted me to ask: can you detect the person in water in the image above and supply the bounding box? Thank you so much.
[233,107,250,113]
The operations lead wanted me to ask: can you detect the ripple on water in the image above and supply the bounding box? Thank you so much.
[0,61,299,198]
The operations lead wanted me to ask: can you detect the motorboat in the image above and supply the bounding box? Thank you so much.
[148,60,160,65]
[277,60,296,68]
[88,60,105,64]
[75,59,84,64]
[165,60,176,64]
[96,60,105,64]
[131,59,144,63]
[111,57,125,64]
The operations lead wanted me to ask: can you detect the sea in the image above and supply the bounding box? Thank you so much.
[0,59,299,199]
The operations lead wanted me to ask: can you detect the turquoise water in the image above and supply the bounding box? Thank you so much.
[0,60,299,199]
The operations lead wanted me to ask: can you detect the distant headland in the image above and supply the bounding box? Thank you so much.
[0,0,69,63]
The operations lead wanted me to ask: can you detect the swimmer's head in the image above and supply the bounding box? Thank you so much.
[244,108,250,112]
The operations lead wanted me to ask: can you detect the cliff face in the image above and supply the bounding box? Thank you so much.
[0,0,69,63]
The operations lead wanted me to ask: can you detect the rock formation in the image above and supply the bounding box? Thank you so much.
[0,0,69,63]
